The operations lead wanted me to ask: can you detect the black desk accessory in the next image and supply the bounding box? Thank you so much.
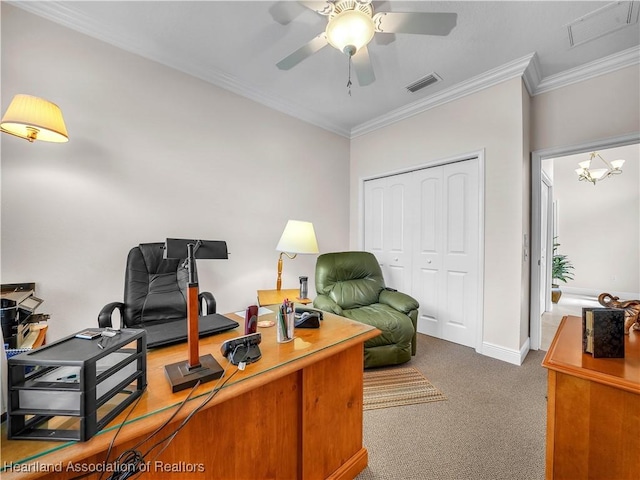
[295,306,323,319]
[295,311,321,329]
[7,328,146,441]
[163,238,229,393]
[220,333,262,366]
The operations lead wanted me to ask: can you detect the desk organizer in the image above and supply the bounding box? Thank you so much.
[7,328,146,442]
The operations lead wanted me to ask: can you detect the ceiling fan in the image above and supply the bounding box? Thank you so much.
[273,0,457,88]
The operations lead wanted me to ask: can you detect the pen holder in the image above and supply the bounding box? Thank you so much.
[277,311,294,343]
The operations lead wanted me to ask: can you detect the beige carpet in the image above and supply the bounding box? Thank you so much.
[363,366,447,410]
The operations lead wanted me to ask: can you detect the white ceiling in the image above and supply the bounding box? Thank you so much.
[11,1,640,137]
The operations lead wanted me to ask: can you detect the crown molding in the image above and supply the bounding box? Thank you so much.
[522,52,543,96]
[350,53,536,138]
[351,46,639,138]
[532,45,640,95]
[9,2,639,140]
[8,1,352,138]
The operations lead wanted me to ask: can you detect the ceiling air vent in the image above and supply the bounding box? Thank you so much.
[566,1,639,47]
[406,73,442,93]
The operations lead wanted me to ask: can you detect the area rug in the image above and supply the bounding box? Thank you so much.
[363,367,447,410]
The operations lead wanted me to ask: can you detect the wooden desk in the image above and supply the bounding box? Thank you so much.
[1,310,378,480]
[542,315,640,480]
[257,288,312,306]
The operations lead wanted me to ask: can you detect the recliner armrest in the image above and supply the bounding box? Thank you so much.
[199,291,216,315]
[98,302,125,329]
[379,289,419,314]
[313,294,343,316]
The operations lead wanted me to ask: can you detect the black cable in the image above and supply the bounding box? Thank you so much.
[101,380,203,480]
[140,364,239,461]
[97,386,147,480]
[68,384,147,480]
[149,368,241,462]
[74,351,246,480]
[129,350,249,478]
[128,380,201,453]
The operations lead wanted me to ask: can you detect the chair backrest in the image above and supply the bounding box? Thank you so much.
[315,251,385,309]
[123,243,188,327]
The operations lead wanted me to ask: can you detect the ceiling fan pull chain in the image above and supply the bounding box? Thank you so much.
[347,55,353,96]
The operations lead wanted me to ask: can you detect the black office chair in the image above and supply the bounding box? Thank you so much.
[98,243,237,347]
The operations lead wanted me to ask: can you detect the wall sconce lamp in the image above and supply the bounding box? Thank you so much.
[1,94,69,143]
[275,220,319,291]
[575,152,624,185]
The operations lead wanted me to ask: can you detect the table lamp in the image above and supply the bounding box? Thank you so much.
[276,220,319,291]
[163,238,228,393]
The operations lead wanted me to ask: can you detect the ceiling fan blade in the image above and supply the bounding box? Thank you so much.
[352,46,376,87]
[374,32,396,46]
[276,33,329,70]
[373,12,457,36]
[299,1,334,16]
[268,2,306,25]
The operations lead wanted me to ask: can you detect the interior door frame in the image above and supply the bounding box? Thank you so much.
[529,133,639,350]
[358,149,485,352]
[540,171,553,316]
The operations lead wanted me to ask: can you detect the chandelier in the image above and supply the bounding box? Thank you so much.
[575,152,624,185]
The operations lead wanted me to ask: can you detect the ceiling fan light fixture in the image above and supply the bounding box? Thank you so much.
[326,10,375,55]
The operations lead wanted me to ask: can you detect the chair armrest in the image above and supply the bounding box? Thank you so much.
[98,302,125,329]
[199,292,216,315]
[313,294,343,316]
[379,289,419,314]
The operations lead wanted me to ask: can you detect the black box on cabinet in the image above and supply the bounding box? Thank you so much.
[7,328,146,441]
[582,307,625,358]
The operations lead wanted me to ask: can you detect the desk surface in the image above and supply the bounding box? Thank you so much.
[542,315,640,394]
[1,307,377,476]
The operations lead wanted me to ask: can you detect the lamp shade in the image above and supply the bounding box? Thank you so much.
[276,220,319,254]
[1,94,68,143]
[326,10,375,54]
[611,159,625,169]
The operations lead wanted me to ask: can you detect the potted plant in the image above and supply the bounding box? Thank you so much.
[551,238,574,303]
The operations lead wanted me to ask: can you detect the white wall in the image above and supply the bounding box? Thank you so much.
[1,5,351,341]
[552,145,640,297]
[531,66,640,152]
[351,78,530,360]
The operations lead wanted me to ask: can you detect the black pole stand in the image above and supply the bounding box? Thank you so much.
[164,240,224,393]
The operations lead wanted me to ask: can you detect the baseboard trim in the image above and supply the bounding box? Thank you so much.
[326,447,368,480]
[562,286,640,299]
[481,339,530,366]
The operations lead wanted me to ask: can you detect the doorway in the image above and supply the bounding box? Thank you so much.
[530,133,640,350]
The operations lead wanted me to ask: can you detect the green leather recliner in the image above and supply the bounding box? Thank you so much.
[313,251,419,368]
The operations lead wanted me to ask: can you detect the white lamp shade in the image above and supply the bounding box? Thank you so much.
[577,160,591,169]
[589,168,608,180]
[610,159,625,169]
[276,220,319,254]
[1,94,68,143]
[326,10,375,53]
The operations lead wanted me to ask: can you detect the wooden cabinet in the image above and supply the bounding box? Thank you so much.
[542,315,640,480]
